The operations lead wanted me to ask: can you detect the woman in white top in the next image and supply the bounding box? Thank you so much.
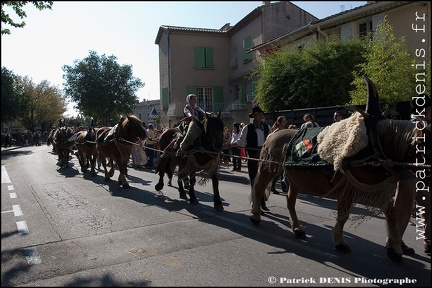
[230,122,242,171]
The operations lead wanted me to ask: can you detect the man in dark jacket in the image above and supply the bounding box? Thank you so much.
[232,106,272,212]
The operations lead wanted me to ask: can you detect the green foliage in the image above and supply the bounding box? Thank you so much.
[62,50,144,125]
[1,1,53,35]
[253,36,366,111]
[1,67,23,123]
[15,77,66,131]
[350,16,418,110]
[1,67,66,131]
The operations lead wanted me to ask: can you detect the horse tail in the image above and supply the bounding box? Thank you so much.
[249,164,272,206]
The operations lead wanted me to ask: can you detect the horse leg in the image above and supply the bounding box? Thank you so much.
[178,178,188,199]
[188,174,199,205]
[90,154,97,176]
[84,153,90,170]
[286,183,306,239]
[76,149,84,171]
[332,193,353,253]
[79,150,87,172]
[117,159,129,188]
[62,150,69,168]
[155,154,169,191]
[211,174,223,211]
[394,175,417,255]
[56,146,61,166]
[383,202,403,262]
[108,159,115,177]
[250,166,277,225]
[99,154,111,182]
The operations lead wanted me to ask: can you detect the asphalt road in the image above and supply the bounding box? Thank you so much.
[1,144,430,287]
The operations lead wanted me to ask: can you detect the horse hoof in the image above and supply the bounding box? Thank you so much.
[155,183,164,191]
[214,203,224,211]
[293,228,306,239]
[386,247,403,263]
[401,242,415,255]
[190,198,199,205]
[179,192,188,200]
[335,244,352,253]
[250,216,260,226]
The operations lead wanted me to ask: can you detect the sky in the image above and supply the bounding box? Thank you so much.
[1,1,367,117]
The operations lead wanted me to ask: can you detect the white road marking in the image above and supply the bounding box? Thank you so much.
[12,204,23,216]
[16,220,29,235]
[1,165,11,183]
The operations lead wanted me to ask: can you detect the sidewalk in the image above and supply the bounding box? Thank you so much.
[1,145,22,153]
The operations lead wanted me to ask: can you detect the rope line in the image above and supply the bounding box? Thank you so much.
[141,144,429,169]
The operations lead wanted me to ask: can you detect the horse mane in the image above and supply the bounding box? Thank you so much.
[201,114,224,152]
[123,115,141,129]
[119,115,146,141]
[376,119,417,161]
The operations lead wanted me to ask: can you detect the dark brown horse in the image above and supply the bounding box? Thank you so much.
[74,127,98,176]
[96,115,147,188]
[47,126,75,168]
[155,112,225,211]
[250,77,430,262]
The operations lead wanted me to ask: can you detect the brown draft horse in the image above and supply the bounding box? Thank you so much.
[47,126,75,168]
[96,115,147,188]
[74,127,98,176]
[250,77,430,262]
[155,112,225,211]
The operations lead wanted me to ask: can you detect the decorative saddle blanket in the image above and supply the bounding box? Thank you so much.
[283,112,369,171]
[284,127,332,170]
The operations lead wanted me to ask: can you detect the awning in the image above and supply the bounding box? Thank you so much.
[166,103,185,118]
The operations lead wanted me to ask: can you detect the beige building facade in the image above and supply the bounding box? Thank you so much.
[155,1,430,127]
[155,1,318,127]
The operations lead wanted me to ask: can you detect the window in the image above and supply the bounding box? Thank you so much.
[233,85,239,101]
[196,87,214,111]
[229,46,238,69]
[359,21,373,39]
[194,47,213,68]
[246,80,256,102]
[243,36,252,62]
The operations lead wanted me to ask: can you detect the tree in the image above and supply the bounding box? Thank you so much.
[350,16,418,110]
[14,76,66,131]
[32,80,67,130]
[62,50,144,125]
[1,67,25,123]
[1,1,53,35]
[253,36,366,111]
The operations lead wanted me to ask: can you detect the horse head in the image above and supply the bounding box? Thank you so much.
[121,115,147,142]
[202,111,224,153]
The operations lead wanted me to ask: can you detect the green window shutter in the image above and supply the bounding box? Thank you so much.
[194,48,205,68]
[241,82,247,103]
[205,48,213,68]
[162,88,168,109]
[187,86,196,95]
[243,36,252,61]
[213,86,223,111]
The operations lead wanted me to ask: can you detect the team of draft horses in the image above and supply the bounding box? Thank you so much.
[46,78,430,263]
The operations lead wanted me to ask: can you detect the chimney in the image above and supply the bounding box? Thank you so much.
[262,1,270,5]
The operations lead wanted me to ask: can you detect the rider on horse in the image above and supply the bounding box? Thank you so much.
[173,94,205,156]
